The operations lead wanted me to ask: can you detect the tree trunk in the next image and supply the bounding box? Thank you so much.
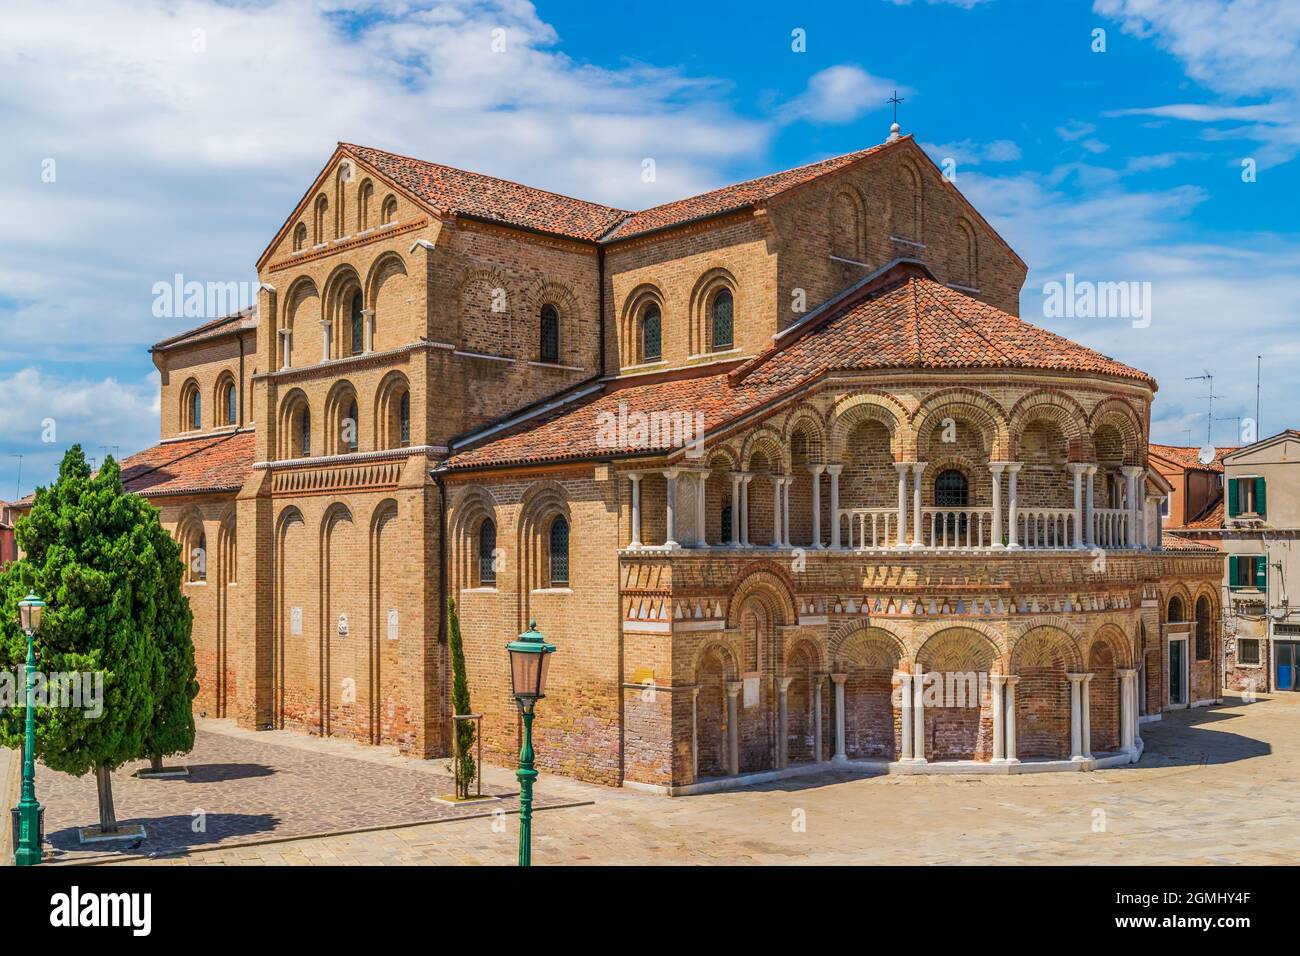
[150,753,163,773]
[94,765,118,833]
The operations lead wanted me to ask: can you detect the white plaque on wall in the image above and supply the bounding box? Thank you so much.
[290,607,302,636]
[743,676,759,708]
[337,612,349,637]
[387,608,399,641]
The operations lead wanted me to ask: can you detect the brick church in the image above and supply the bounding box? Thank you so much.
[87,125,1223,792]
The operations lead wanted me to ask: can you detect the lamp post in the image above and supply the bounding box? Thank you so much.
[12,590,45,866]
[505,619,555,867]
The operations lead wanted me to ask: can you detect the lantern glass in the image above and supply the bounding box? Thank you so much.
[510,647,543,701]
[18,592,44,634]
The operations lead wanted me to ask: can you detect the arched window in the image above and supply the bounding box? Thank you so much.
[381,195,398,225]
[183,383,201,431]
[346,398,359,453]
[641,305,662,363]
[710,289,733,351]
[293,222,307,251]
[298,406,311,457]
[399,391,410,447]
[1195,596,1212,661]
[549,516,569,586]
[934,469,969,507]
[314,195,329,244]
[223,379,237,425]
[188,530,207,583]
[1168,595,1185,624]
[478,519,497,586]
[539,305,559,363]
[349,291,364,355]
[357,180,374,231]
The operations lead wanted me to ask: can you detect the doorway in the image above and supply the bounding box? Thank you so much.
[1275,641,1300,692]
[1169,636,1188,708]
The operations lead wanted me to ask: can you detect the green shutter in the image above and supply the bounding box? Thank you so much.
[1255,477,1266,518]
[1227,477,1239,516]
[1228,555,1239,590]
[1255,555,1268,591]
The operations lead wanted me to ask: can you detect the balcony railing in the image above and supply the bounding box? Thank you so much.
[921,507,994,549]
[1091,508,1129,549]
[838,508,898,549]
[1018,508,1076,549]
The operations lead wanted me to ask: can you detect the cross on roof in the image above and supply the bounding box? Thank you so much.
[888,90,905,124]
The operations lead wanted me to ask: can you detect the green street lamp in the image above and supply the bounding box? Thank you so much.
[12,590,45,867]
[505,619,555,867]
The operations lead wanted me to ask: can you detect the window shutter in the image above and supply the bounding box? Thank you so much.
[1255,477,1266,518]
[1227,477,1239,516]
[1255,555,1268,591]
[1228,555,1238,589]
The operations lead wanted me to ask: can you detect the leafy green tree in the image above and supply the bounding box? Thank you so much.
[0,445,182,832]
[142,530,197,773]
[447,597,475,798]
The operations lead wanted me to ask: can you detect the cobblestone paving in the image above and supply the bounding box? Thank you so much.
[112,692,1300,866]
[30,721,583,864]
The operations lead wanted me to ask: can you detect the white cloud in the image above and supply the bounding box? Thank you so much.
[883,0,994,8]
[1056,120,1097,141]
[779,65,903,125]
[923,138,1022,168]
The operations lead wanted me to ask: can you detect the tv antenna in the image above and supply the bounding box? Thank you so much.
[1185,371,1221,445]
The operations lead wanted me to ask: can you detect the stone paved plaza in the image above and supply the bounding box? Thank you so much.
[4,691,1299,866]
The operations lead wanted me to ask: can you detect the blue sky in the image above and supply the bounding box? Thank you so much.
[2,0,1298,498]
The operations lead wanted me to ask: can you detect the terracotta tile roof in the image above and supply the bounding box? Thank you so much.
[446,269,1155,471]
[344,138,905,244]
[343,144,628,243]
[600,141,896,242]
[1149,443,1237,473]
[152,306,258,352]
[1162,532,1220,552]
[1166,498,1225,533]
[118,431,255,498]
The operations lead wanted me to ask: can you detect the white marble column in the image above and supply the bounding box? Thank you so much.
[989,462,1006,549]
[831,673,847,760]
[690,687,700,781]
[911,461,928,548]
[319,319,332,363]
[777,676,793,768]
[1005,463,1023,549]
[1004,675,1020,763]
[1122,466,1144,548]
[726,681,742,775]
[1068,673,1086,760]
[1146,495,1163,552]
[1084,464,1098,546]
[781,477,792,547]
[912,669,927,762]
[813,676,824,762]
[740,474,752,546]
[827,464,843,549]
[1081,673,1094,758]
[895,461,911,548]
[1069,462,1088,548]
[769,475,782,547]
[991,674,1006,761]
[628,473,643,548]
[899,672,914,760]
[278,327,293,369]
[663,468,679,549]
[809,465,825,548]
[728,472,741,545]
[1118,668,1136,752]
[361,308,375,353]
[695,471,707,548]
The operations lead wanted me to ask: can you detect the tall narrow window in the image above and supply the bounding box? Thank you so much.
[539,305,559,363]
[190,389,202,430]
[642,305,662,362]
[1195,596,1212,661]
[293,222,307,251]
[190,531,207,583]
[350,292,364,355]
[225,381,237,425]
[720,504,732,544]
[358,180,374,231]
[346,399,359,453]
[478,519,497,586]
[934,468,969,540]
[381,195,398,225]
[298,407,311,457]
[711,289,733,351]
[399,392,410,447]
[549,516,569,586]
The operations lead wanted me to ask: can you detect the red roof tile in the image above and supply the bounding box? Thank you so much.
[1161,533,1220,552]
[600,141,895,242]
[446,270,1156,471]
[152,306,257,352]
[119,431,254,498]
[1149,443,1237,473]
[343,144,628,243]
